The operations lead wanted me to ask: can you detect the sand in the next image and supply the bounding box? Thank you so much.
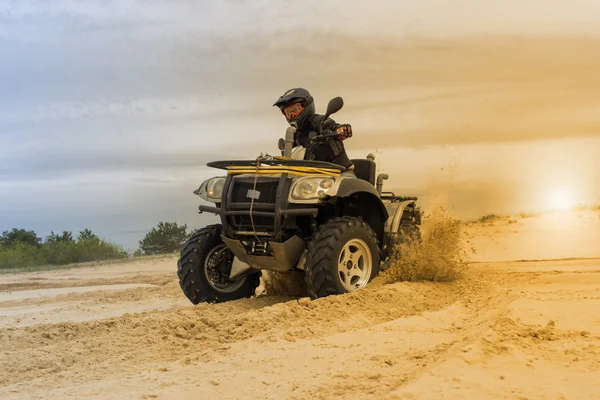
[1,210,599,399]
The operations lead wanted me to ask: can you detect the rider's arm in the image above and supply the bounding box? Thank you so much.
[306,116,354,168]
[318,117,353,141]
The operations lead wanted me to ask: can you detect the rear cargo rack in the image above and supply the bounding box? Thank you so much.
[380,192,418,202]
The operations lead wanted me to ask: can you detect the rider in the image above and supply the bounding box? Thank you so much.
[273,88,354,172]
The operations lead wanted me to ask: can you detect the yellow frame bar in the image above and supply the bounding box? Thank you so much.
[226,165,340,177]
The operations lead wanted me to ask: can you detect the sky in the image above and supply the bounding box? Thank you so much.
[1,0,600,250]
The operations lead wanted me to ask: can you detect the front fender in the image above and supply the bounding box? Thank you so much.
[336,178,381,200]
[330,179,389,242]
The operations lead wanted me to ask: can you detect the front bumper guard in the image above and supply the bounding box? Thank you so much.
[199,205,318,218]
[221,235,305,274]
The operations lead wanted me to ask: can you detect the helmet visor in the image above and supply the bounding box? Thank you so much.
[281,102,305,121]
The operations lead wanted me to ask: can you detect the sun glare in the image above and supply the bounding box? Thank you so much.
[546,186,575,211]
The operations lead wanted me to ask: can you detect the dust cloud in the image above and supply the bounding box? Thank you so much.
[381,206,468,283]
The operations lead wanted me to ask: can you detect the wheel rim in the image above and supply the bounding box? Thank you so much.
[204,244,247,293]
[337,238,372,292]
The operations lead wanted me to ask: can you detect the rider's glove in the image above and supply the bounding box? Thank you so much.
[335,124,352,141]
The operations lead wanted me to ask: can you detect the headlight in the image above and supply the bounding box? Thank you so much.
[291,177,335,200]
[194,177,226,202]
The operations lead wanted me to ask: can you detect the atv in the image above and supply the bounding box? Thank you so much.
[177,96,422,304]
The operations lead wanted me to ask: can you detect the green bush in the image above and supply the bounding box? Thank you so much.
[139,222,188,255]
[76,238,128,262]
[1,228,42,248]
[78,229,98,242]
[0,228,128,269]
[44,241,77,265]
[46,230,75,244]
[0,242,46,268]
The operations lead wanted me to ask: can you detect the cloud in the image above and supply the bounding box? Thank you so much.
[0,95,261,125]
[0,139,258,182]
[3,33,600,186]
[2,2,600,247]
[4,0,600,46]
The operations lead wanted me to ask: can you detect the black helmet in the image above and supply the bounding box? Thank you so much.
[273,88,315,127]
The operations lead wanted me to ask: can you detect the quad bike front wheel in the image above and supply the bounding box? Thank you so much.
[177,224,261,304]
[305,217,381,299]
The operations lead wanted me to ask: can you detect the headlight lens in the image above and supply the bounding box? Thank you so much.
[291,177,335,200]
[207,178,225,199]
[195,177,226,202]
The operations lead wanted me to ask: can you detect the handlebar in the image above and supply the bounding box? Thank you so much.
[308,131,344,145]
[316,131,340,139]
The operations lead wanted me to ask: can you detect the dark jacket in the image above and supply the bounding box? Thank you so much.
[294,114,353,169]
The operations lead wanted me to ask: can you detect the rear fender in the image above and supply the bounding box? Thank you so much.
[384,201,421,233]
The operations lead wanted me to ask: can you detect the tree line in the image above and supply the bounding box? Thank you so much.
[0,222,190,269]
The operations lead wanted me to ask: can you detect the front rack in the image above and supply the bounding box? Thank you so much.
[207,159,345,171]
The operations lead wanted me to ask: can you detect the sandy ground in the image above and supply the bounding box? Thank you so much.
[1,211,599,399]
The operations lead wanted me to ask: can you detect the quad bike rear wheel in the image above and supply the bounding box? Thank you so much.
[177,224,261,304]
[305,217,381,299]
[383,224,422,263]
